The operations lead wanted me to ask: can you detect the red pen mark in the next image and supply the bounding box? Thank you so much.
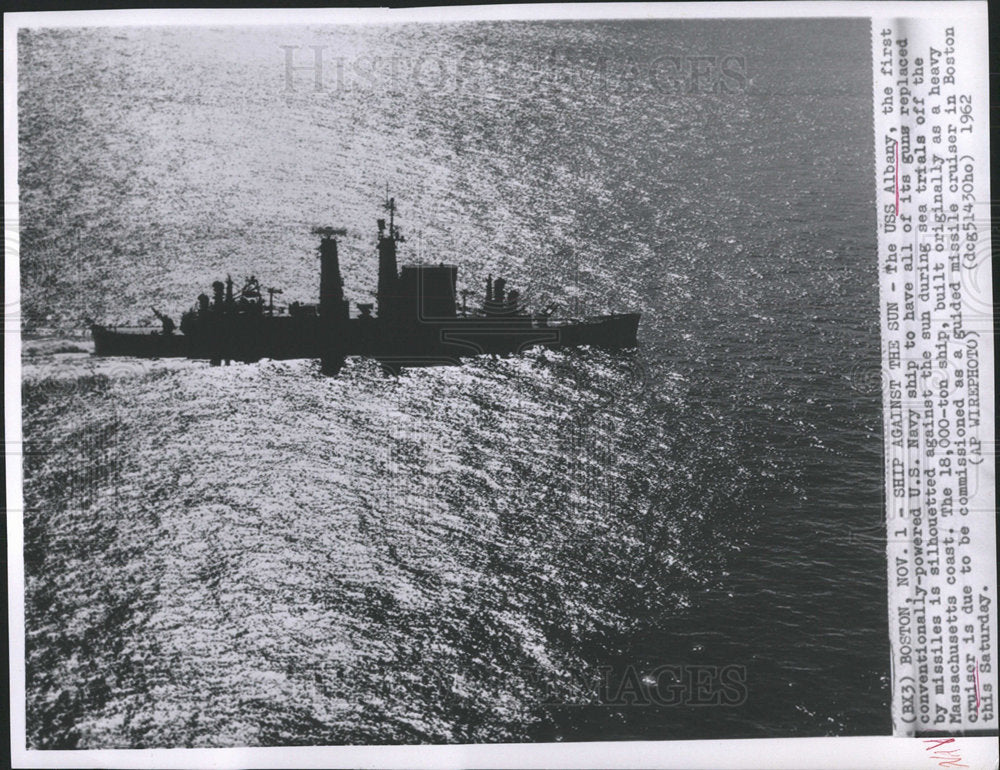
[923,738,969,768]
[974,657,981,712]
[895,140,900,216]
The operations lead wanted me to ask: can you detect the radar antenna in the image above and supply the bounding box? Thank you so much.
[312,226,348,239]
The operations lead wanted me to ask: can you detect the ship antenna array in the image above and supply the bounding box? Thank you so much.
[383,185,400,239]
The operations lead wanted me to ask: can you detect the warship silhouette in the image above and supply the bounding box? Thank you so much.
[91,197,641,374]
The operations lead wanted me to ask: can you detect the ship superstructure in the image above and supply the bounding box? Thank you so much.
[91,198,640,374]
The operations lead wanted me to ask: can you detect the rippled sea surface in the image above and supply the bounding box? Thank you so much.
[18,19,888,747]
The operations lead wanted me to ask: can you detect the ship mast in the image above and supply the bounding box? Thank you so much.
[266,287,282,316]
[386,195,397,239]
[377,190,403,318]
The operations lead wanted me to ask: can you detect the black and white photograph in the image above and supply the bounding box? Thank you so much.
[4,4,992,763]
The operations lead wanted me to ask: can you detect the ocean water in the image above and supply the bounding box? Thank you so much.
[17,19,889,747]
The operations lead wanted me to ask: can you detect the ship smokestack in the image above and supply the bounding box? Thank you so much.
[493,277,506,305]
[319,233,346,317]
[314,226,349,375]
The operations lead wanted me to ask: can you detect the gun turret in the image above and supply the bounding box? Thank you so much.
[151,307,176,335]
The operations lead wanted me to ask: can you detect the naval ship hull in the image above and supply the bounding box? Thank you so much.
[91,313,640,367]
[91,325,189,358]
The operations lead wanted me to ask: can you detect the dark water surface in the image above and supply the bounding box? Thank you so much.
[18,19,888,747]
